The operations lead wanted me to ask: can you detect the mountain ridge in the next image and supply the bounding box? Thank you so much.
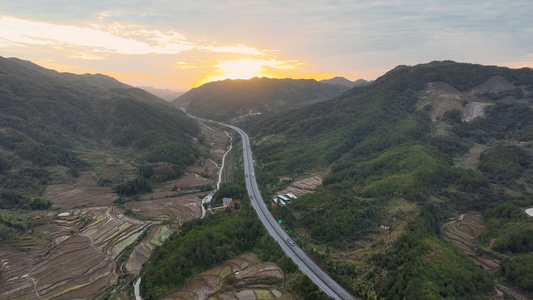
[245,60,533,299]
[0,55,199,202]
[138,86,185,101]
[172,76,349,122]
[319,76,371,87]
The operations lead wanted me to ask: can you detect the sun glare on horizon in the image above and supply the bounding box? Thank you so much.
[197,59,273,86]
[196,58,304,86]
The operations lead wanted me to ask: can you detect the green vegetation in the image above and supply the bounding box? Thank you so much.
[140,204,331,300]
[454,102,533,142]
[0,189,52,210]
[0,56,200,204]
[245,61,533,299]
[478,201,533,297]
[4,57,533,299]
[212,181,247,206]
[480,202,533,253]
[0,210,29,241]
[378,205,494,299]
[324,143,453,201]
[114,176,153,196]
[140,209,264,299]
[281,189,380,248]
[478,145,530,182]
[481,87,524,101]
[500,255,533,297]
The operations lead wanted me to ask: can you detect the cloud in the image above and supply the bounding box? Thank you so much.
[200,44,264,55]
[1,0,532,89]
[0,15,266,58]
[67,53,106,60]
[0,16,195,55]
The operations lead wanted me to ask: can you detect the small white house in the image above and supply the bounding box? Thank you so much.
[286,193,297,199]
[278,194,290,201]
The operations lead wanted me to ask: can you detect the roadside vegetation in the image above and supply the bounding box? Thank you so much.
[246,61,533,299]
[4,57,533,299]
[141,151,331,299]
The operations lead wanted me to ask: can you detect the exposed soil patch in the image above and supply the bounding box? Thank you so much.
[418,81,495,122]
[424,81,461,98]
[189,159,218,179]
[43,172,116,210]
[143,172,214,201]
[463,102,491,121]
[126,225,171,276]
[162,253,289,300]
[168,172,214,189]
[469,76,515,94]
[2,126,232,299]
[291,176,322,190]
[125,195,202,222]
[0,206,147,299]
[208,130,231,162]
[277,175,323,198]
[442,214,484,256]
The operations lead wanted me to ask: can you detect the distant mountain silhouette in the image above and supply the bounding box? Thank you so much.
[138,86,185,101]
[319,76,371,88]
[172,77,348,122]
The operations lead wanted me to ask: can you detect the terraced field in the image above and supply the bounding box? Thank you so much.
[161,253,291,300]
[442,213,530,300]
[0,126,230,299]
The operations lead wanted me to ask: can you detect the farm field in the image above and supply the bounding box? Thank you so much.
[0,125,231,299]
[442,213,530,300]
[160,253,292,300]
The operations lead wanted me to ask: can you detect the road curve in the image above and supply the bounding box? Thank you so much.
[186,111,357,300]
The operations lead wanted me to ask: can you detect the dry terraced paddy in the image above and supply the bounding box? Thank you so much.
[162,253,290,300]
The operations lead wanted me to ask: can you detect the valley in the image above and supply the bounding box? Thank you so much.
[0,124,230,299]
[2,59,533,300]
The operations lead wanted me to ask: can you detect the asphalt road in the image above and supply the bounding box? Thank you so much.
[135,110,358,300]
[201,118,357,300]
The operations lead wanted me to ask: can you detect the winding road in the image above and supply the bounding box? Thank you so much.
[194,113,357,300]
[136,109,358,300]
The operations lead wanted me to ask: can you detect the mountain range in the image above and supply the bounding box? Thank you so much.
[138,86,185,101]
[2,57,533,299]
[319,76,372,87]
[0,56,198,206]
[172,76,349,122]
[245,60,533,298]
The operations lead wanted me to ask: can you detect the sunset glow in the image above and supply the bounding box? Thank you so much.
[196,58,305,86]
[1,1,532,90]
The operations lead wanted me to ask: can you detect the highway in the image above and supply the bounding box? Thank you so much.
[189,112,357,300]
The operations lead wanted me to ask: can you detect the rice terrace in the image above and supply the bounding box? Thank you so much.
[0,125,234,299]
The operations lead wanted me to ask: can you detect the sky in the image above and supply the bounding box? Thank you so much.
[1,1,532,91]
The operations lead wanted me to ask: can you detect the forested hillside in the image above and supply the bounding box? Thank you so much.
[0,56,199,213]
[245,61,533,299]
[172,76,348,122]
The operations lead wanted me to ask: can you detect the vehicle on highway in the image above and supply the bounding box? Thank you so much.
[287,237,295,246]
